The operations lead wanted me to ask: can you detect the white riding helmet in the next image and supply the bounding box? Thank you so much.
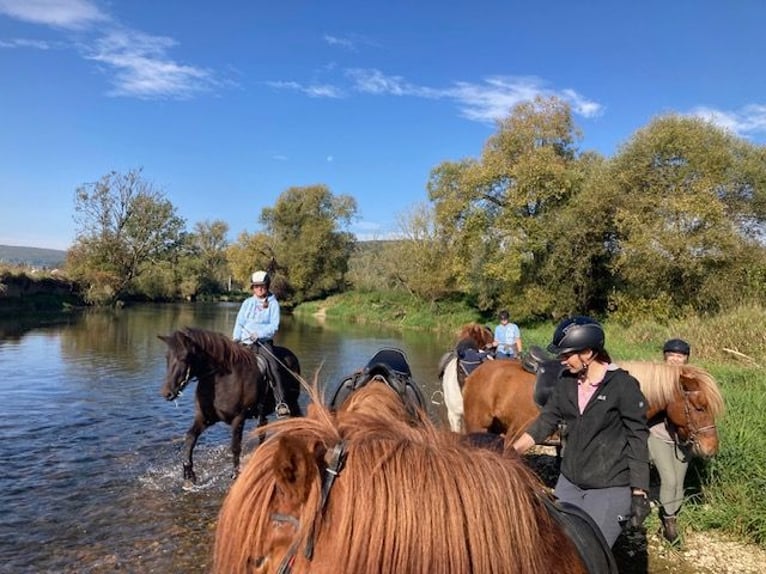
[251,270,270,286]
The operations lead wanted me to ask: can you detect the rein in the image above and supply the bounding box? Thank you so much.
[275,440,348,574]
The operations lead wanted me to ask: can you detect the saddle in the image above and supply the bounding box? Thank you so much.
[523,345,566,408]
[326,348,427,416]
[541,495,618,573]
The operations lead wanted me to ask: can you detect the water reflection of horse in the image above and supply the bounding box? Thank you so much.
[213,380,616,573]
[438,323,494,432]
[460,357,724,457]
[158,327,303,482]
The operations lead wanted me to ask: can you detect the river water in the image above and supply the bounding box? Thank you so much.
[0,303,452,573]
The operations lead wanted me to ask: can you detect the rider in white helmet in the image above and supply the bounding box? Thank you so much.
[232,270,290,418]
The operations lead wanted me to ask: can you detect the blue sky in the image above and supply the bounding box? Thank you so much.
[1,0,765,250]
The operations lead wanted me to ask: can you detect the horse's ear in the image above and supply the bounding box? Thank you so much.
[157,334,169,344]
[272,435,319,505]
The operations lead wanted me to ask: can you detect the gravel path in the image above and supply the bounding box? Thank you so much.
[524,448,766,573]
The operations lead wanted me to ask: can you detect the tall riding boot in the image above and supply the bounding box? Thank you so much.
[661,512,679,543]
[268,362,290,419]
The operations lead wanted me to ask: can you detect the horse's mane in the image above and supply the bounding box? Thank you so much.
[176,327,256,370]
[619,361,725,417]
[214,383,580,573]
[456,323,494,348]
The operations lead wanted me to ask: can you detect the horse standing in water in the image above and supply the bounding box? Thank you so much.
[213,381,615,573]
[438,323,495,432]
[158,327,302,482]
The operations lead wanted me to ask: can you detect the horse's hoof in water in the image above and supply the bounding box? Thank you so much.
[183,465,197,484]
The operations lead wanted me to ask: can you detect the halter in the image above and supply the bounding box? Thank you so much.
[676,389,717,449]
[171,363,218,399]
[274,440,348,574]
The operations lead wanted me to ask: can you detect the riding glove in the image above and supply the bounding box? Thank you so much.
[629,493,651,529]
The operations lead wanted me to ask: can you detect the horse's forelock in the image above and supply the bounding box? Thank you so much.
[680,364,725,418]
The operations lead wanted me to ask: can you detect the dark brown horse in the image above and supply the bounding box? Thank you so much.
[462,358,724,457]
[214,382,614,573]
[158,327,302,482]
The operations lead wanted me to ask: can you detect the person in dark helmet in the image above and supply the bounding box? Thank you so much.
[492,310,522,359]
[513,316,651,547]
[232,271,290,418]
[649,338,692,543]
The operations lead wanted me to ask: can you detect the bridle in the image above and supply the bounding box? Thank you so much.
[169,362,217,400]
[675,389,717,449]
[272,440,348,574]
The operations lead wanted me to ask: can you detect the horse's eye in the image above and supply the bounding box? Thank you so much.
[247,555,266,568]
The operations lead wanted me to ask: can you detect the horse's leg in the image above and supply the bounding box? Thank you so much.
[183,416,207,483]
[256,415,268,445]
[230,414,247,479]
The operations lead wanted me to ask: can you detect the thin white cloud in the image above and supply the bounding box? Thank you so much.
[326,155,334,162]
[0,37,51,49]
[345,69,603,122]
[690,105,766,137]
[324,34,355,50]
[265,80,344,99]
[0,0,220,100]
[272,154,288,161]
[85,29,217,99]
[0,0,107,30]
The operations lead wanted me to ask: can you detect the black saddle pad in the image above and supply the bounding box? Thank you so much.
[326,348,427,415]
[542,496,618,573]
[533,359,566,408]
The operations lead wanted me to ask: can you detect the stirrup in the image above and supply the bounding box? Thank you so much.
[275,402,290,419]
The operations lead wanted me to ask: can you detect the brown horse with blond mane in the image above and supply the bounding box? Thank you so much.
[214,381,614,573]
[462,358,724,457]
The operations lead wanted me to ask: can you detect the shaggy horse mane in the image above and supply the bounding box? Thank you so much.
[619,361,724,418]
[175,327,257,371]
[456,323,494,348]
[214,383,584,573]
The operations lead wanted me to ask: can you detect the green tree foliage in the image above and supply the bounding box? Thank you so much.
[428,96,585,316]
[259,185,357,305]
[66,169,185,304]
[392,203,457,302]
[226,231,274,291]
[183,220,230,296]
[609,115,766,316]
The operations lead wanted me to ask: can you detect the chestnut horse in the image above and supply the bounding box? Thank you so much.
[439,323,495,432]
[619,361,724,457]
[214,382,615,573]
[461,359,724,457]
[158,327,303,482]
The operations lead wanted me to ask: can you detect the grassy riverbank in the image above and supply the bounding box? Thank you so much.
[296,291,766,548]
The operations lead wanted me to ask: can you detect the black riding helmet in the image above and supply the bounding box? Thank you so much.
[663,338,691,356]
[548,316,605,356]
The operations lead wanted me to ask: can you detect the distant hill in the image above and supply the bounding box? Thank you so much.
[0,245,67,268]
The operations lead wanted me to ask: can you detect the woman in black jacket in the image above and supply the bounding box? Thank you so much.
[513,316,651,547]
